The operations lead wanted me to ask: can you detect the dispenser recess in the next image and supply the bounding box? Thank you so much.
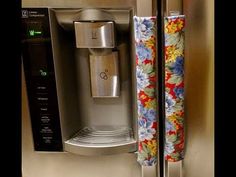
[34,8,138,155]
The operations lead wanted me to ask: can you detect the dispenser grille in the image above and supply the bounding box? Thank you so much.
[67,126,134,145]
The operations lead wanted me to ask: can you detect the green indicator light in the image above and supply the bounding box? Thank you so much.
[29,30,42,36]
[29,30,35,36]
[34,31,42,34]
[39,69,47,76]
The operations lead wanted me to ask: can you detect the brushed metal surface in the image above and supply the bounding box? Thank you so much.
[182,0,214,177]
[75,22,115,48]
[22,1,140,177]
[22,0,136,9]
[166,0,183,16]
[22,72,141,177]
[48,9,134,150]
[74,8,115,21]
[167,161,182,177]
[22,1,214,177]
[136,0,153,16]
[141,166,157,177]
[49,9,81,143]
[53,8,131,31]
[89,52,120,97]
[64,139,137,156]
[51,7,135,155]
[164,0,214,177]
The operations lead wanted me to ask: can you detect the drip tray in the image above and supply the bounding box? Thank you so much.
[64,126,137,155]
[67,126,134,145]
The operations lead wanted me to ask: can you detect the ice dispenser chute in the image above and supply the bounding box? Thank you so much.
[74,21,120,97]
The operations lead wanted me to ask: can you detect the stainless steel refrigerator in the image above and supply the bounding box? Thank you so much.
[21,0,214,177]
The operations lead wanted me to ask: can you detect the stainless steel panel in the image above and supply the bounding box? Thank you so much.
[57,7,135,155]
[141,166,157,177]
[166,161,182,177]
[49,9,81,143]
[54,9,131,31]
[75,22,115,48]
[182,0,214,176]
[48,9,135,153]
[163,0,214,177]
[166,0,183,16]
[22,76,141,176]
[22,1,140,177]
[22,0,136,9]
[136,0,153,16]
[74,48,132,127]
[90,52,120,98]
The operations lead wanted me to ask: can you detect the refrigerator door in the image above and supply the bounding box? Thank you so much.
[22,1,214,177]
[164,0,214,177]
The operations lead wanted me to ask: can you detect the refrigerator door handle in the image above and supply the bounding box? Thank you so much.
[133,16,158,167]
[164,15,185,162]
[142,166,157,177]
[165,161,183,177]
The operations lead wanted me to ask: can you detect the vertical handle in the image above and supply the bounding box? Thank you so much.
[164,15,185,162]
[133,16,158,167]
[142,166,157,177]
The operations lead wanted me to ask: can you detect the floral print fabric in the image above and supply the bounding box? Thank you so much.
[164,15,185,162]
[133,16,157,166]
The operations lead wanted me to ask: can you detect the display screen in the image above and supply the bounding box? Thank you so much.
[21,8,62,151]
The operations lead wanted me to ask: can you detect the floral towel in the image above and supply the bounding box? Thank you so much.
[164,15,185,162]
[133,16,157,166]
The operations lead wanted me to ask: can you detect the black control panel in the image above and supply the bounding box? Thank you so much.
[21,8,63,151]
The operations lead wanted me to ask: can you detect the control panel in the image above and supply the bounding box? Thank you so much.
[21,8,63,151]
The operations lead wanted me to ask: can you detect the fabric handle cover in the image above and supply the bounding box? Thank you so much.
[133,16,158,166]
[133,15,185,165]
[164,15,185,162]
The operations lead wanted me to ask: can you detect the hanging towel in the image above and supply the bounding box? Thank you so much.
[164,15,185,162]
[133,16,158,166]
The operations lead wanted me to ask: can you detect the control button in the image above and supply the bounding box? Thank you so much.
[42,136,53,144]
[41,119,50,124]
[40,115,50,123]
[39,69,48,77]
[36,97,49,105]
[38,103,48,107]
[35,85,49,93]
[38,104,58,114]
[40,107,48,111]
[36,86,47,90]
[28,30,43,37]
[40,127,53,133]
[37,97,48,101]
[39,114,57,125]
